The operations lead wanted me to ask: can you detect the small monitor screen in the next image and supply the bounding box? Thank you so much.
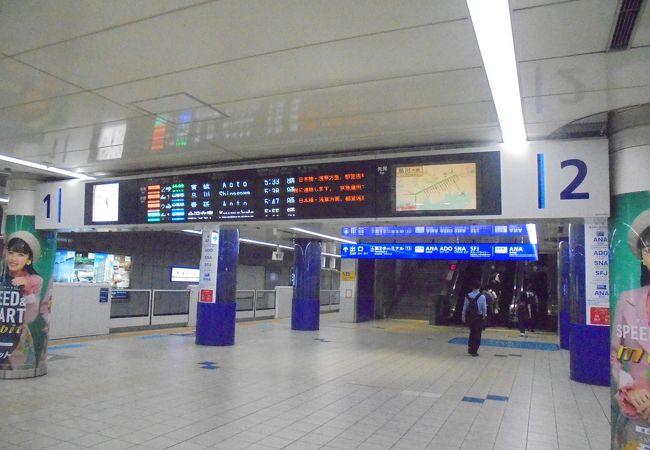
[92,183,120,222]
[394,162,477,212]
[170,267,200,283]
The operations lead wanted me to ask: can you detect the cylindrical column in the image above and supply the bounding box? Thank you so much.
[196,228,239,346]
[609,105,650,449]
[568,221,609,386]
[568,223,585,325]
[1,179,57,379]
[292,239,321,330]
[557,240,570,349]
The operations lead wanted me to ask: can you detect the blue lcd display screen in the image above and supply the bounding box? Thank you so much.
[341,243,538,261]
[342,224,533,238]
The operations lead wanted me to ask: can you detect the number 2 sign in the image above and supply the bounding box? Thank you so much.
[530,140,609,218]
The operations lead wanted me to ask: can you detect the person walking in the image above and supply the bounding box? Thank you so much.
[462,281,487,356]
[516,293,531,337]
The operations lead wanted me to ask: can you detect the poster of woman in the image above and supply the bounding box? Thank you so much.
[611,192,650,449]
[0,215,56,377]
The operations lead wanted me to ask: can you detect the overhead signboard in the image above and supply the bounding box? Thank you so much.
[341,243,539,260]
[34,140,608,230]
[82,151,502,226]
[342,224,534,238]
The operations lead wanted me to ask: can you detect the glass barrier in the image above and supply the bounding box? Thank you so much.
[319,290,340,311]
[255,290,276,311]
[152,289,190,316]
[236,290,255,311]
[110,289,151,319]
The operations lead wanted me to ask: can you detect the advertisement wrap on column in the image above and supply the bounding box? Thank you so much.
[611,191,650,449]
[0,215,57,376]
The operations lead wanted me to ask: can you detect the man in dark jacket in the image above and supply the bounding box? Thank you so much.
[462,281,487,356]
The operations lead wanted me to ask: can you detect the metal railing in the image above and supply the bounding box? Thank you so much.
[110,287,336,326]
[110,289,190,326]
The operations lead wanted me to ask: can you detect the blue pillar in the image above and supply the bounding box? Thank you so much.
[558,240,570,349]
[356,259,375,322]
[568,223,609,386]
[196,228,239,346]
[292,239,321,330]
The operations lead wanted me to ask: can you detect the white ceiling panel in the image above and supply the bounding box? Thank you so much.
[0,0,647,184]
[523,85,650,129]
[0,0,209,55]
[0,92,141,142]
[219,102,500,154]
[512,0,618,61]
[28,22,481,102]
[16,0,469,90]
[519,47,650,97]
[98,25,483,109]
[197,70,492,130]
[71,145,238,175]
[632,4,650,47]
[0,58,82,109]
[511,0,575,8]
[228,124,503,162]
[525,122,576,140]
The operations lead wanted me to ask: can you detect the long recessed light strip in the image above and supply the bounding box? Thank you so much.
[0,154,95,180]
[182,230,341,257]
[290,227,356,244]
[467,0,527,147]
[239,237,293,251]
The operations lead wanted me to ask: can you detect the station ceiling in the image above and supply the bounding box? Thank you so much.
[0,0,647,244]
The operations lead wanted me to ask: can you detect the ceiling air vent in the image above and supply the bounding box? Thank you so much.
[609,0,645,51]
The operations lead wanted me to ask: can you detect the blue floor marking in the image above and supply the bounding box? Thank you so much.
[449,337,559,351]
[49,343,87,351]
[462,396,485,404]
[198,361,219,370]
[486,395,509,402]
[137,334,169,340]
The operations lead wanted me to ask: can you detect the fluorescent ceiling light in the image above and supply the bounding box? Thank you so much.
[467,0,527,146]
[290,227,356,244]
[0,154,95,180]
[526,223,538,245]
[0,196,8,203]
[239,237,293,251]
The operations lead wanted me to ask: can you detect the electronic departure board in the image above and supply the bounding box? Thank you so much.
[84,151,502,226]
[138,161,377,223]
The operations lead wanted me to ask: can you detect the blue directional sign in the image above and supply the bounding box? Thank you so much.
[342,224,534,238]
[341,243,538,260]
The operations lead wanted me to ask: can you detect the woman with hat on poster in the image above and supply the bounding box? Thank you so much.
[611,208,650,447]
[0,230,44,369]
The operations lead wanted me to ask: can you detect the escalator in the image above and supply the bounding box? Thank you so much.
[442,260,521,326]
[380,256,555,331]
[385,260,455,321]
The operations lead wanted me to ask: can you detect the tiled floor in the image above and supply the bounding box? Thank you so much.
[0,315,610,450]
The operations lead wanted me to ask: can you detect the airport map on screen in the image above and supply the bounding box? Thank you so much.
[394,162,477,212]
